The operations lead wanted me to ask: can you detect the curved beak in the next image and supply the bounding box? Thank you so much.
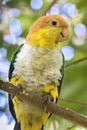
[55,26,70,43]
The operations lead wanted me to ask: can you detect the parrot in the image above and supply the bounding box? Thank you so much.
[8,14,70,130]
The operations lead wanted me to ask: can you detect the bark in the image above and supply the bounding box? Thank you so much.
[0,79,87,128]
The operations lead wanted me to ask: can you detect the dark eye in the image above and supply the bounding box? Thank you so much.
[49,19,59,26]
[51,20,57,26]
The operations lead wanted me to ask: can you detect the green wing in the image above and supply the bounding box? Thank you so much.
[8,44,24,129]
[9,44,23,80]
[58,52,64,96]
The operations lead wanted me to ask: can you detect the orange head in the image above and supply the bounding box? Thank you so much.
[26,15,70,49]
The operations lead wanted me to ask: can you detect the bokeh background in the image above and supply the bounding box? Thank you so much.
[0,0,87,130]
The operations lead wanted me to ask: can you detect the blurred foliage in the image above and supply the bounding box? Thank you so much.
[0,0,87,130]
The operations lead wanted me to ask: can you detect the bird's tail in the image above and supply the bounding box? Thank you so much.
[20,114,44,130]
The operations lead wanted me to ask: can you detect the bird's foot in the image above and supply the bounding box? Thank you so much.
[43,94,53,113]
[10,77,28,99]
[42,84,58,103]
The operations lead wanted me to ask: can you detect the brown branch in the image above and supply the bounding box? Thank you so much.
[42,0,57,15]
[0,79,87,128]
[65,57,87,68]
[65,125,76,130]
[60,98,87,106]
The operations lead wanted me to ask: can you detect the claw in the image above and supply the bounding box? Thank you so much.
[43,94,53,113]
[17,84,23,92]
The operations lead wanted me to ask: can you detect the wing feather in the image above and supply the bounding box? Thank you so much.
[8,44,23,130]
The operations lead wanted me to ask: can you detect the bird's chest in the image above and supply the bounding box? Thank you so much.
[13,46,63,91]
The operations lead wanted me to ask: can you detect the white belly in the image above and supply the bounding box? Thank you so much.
[13,44,63,91]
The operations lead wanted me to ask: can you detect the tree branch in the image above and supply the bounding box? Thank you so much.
[65,57,87,68]
[60,98,87,106]
[42,0,57,15]
[0,79,87,128]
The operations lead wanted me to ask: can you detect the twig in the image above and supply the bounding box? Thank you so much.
[65,57,87,68]
[59,98,87,106]
[0,79,87,127]
[65,125,76,130]
[43,0,57,15]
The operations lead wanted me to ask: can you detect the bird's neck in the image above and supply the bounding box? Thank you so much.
[26,27,61,49]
